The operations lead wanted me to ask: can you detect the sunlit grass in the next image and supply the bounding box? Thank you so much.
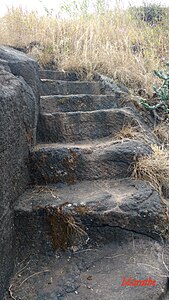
[0,5,169,95]
[133,144,169,198]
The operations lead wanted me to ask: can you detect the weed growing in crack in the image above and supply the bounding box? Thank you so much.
[47,203,88,251]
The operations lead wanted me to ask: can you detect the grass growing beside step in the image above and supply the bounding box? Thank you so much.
[47,204,88,250]
[154,121,169,146]
[133,121,169,199]
[0,4,169,95]
[115,125,147,141]
[133,144,169,199]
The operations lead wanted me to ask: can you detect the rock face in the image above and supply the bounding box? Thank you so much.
[0,46,40,100]
[0,46,40,299]
[14,178,167,256]
[38,108,142,143]
[29,140,151,184]
[5,231,168,300]
[1,62,169,299]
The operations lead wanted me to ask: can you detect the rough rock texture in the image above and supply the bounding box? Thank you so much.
[38,108,141,143]
[0,58,11,72]
[14,178,168,256]
[0,46,40,101]
[95,72,129,94]
[95,72,156,131]
[41,79,101,96]
[4,230,169,300]
[40,94,121,113]
[39,70,78,81]
[0,48,40,298]
[2,65,169,300]
[29,140,152,184]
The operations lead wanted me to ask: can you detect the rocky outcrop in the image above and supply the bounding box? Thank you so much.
[14,178,167,256]
[7,231,168,300]
[0,47,40,299]
[29,140,152,184]
[2,64,169,299]
[0,46,40,100]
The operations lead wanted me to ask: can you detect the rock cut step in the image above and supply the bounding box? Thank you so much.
[40,80,101,96]
[7,234,168,300]
[40,94,122,113]
[14,178,168,255]
[37,108,141,143]
[39,70,78,81]
[29,140,151,184]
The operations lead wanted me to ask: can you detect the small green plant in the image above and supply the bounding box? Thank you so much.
[129,3,166,26]
[140,63,169,118]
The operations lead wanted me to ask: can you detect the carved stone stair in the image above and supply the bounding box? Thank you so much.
[9,70,169,300]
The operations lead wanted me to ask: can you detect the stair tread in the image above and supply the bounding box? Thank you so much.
[40,107,131,115]
[8,234,167,300]
[40,80,101,96]
[40,94,116,98]
[15,177,159,211]
[40,93,120,112]
[33,137,146,151]
[40,107,133,117]
[37,106,151,143]
[39,70,78,81]
[15,177,166,240]
[41,79,98,83]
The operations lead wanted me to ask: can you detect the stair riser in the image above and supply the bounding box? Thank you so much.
[14,210,159,255]
[29,142,151,184]
[37,110,139,143]
[15,181,165,254]
[40,94,121,113]
[40,81,101,96]
[39,70,78,81]
[14,211,53,255]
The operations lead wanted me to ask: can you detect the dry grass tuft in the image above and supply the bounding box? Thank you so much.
[115,125,142,140]
[47,204,88,251]
[154,121,169,146]
[115,124,155,144]
[133,144,169,197]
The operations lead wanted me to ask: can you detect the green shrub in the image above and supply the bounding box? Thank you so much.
[140,63,169,117]
[129,3,166,25]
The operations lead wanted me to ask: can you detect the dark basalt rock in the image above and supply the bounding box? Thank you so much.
[40,94,121,113]
[29,140,152,184]
[40,79,101,96]
[5,231,169,300]
[0,47,40,299]
[2,59,168,300]
[39,70,78,81]
[38,108,142,143]
[14,178,168,257]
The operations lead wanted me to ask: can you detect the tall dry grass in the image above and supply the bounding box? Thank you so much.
[0,6,169,94]
[133,145,169,199]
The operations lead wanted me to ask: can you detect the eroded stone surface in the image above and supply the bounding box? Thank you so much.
[41,80,101,96]
[38,108,142,143]
[40,94,121,113]
[29,140,152,184]
[39,70,78,80]
[0,47,40,299]
[0,45,40,100]
[5,230,169,300]
[2,65,167,300]
[14,178,168,256]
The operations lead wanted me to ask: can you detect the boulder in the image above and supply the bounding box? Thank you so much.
[0,47,40,299]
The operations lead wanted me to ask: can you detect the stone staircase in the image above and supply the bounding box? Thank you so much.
[9,71,169,299]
